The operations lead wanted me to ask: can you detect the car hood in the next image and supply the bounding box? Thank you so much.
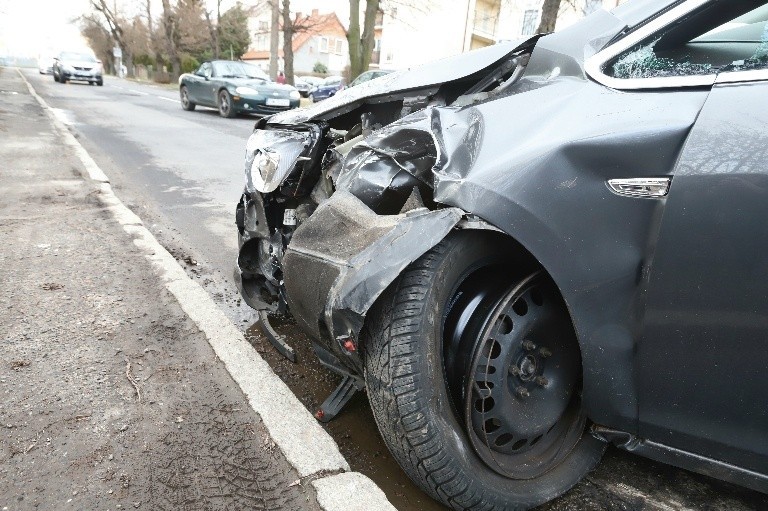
[268,36,541,124]
[227,78,295,92]
[264,0,689,126]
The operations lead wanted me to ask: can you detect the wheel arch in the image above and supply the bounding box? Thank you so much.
[439,184,650,433]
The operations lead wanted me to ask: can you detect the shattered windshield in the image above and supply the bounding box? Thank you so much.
[609,3,768,79]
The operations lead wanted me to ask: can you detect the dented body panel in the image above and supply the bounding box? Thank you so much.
[234,0,768,494]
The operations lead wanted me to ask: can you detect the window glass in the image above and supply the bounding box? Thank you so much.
[323,76,342,85]
[609,2,768,79]
[521,9,539,36]
[583,0,602,16]
[197,63,211,77]
[60,52,97,62]
[212,61,268,79]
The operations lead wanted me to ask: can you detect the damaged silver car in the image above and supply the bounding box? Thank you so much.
[235,0,768,508]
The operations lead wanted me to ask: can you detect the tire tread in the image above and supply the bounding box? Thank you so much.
[365,240,487,510]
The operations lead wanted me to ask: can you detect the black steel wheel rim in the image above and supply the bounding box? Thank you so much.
[444,271,586,480]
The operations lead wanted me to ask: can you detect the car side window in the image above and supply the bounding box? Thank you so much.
[350,74,368,87]
[196,63,211,77]
[608,2,768,79]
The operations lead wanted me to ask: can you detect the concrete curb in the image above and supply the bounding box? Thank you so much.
[18,69,397,511]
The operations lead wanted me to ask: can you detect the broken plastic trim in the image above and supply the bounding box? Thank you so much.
[281,191,464,368]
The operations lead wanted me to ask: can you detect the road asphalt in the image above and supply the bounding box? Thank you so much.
[0,67,394,510]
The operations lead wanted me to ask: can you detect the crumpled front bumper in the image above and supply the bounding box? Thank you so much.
[280,191,463,372]
[234,191,275,312]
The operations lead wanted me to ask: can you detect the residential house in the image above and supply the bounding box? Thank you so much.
[497,0,626,41]
[242,8,350,77]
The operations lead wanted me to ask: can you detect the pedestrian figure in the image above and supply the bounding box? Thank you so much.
[276,71,286,84]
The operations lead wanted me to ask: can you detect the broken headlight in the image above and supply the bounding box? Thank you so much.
[244,129,310,193]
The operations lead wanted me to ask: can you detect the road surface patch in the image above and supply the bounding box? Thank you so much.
[18,68,396,511]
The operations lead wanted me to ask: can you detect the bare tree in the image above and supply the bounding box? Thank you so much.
[142,0,159,64]
[346,0,435,80]
[281,0,295,84]
[347,0,379,80]
[204,0,222,58]
[536,0,583,33]
[160,0,181,78]
[269,0,280,79]
[80,13,115,70]
[536,0,561,33]
[91,0,132,75]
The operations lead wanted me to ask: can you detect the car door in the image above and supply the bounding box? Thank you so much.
[639,60,768,471]
[188,63,214,106]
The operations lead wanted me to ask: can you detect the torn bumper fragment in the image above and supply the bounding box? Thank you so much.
[281,191,462,371]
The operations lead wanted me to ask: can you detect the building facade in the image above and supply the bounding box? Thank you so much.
[373,0,626,71]
[243,7,350,77]
[244,0,626,77]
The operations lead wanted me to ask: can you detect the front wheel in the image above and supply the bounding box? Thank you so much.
[180,85,195,111]
[217,89,236,118]
[363,231,605,510]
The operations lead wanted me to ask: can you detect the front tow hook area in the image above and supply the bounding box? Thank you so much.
[315,376,365,423]
[257,310,297,362]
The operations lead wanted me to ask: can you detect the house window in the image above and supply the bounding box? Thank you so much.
[374,38,381,52]
[583,0,601,15]
[334,39,344,54]
[320,37,329,53]
[254,34,269,51]
[521,9,539,36]
[258,20,269,32]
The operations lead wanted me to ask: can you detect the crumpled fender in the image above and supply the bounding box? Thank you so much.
[282,191,463,368]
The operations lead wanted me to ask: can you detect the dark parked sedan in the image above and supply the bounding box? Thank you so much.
[179,61,300,118]
[235,0,768,509]
[308,75,344,102]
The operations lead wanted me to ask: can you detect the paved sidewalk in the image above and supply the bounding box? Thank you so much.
[0,67,385,510]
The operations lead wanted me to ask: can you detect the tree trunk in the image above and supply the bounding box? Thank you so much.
[281,0,294,85]
[347,0,379,80]
[161,0,180,79]
[347,0,361,79]
[92,0,132,76]
[269,0,279,79]
[536,0,561,34]
[204,10,218,59]
[215,0,221,59]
